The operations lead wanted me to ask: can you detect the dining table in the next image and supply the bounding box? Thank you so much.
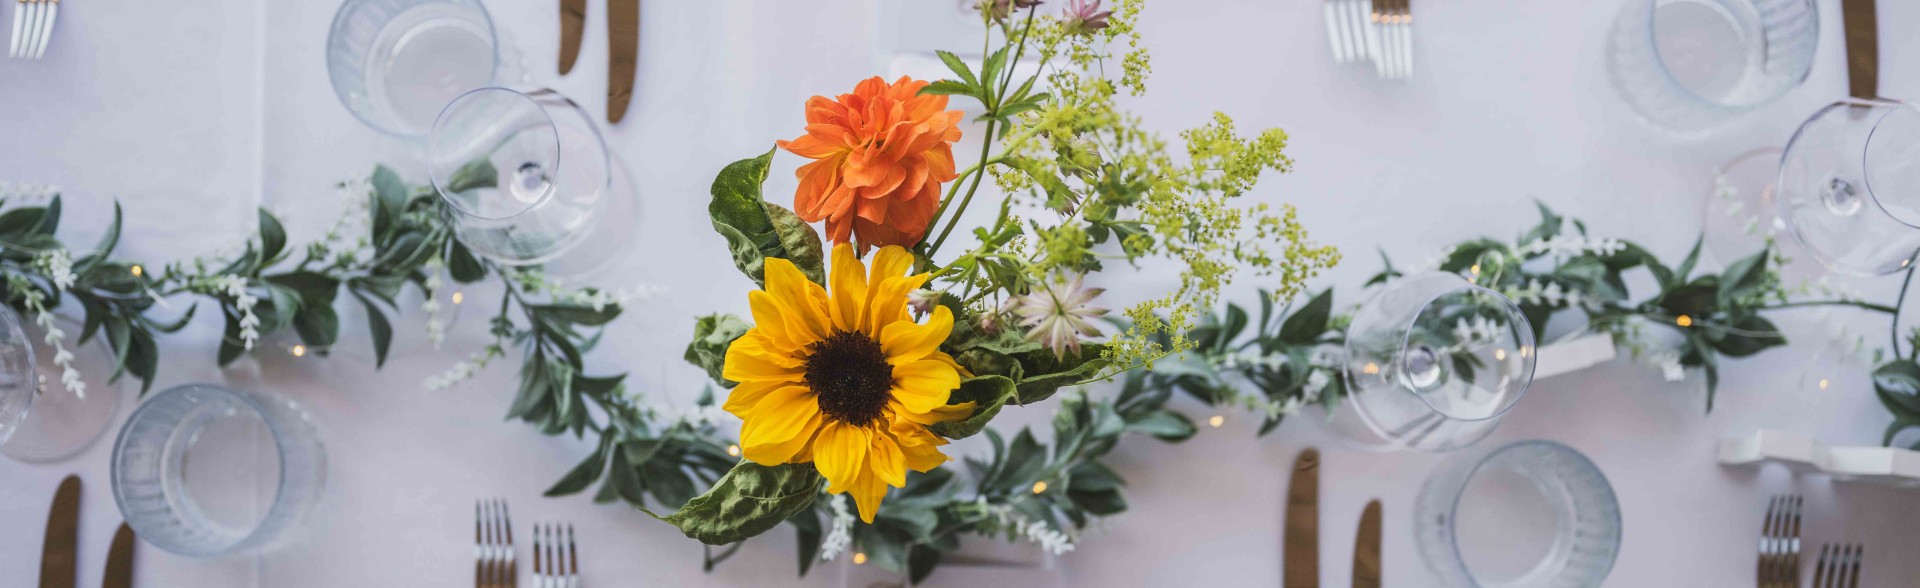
[3,0,1919,586]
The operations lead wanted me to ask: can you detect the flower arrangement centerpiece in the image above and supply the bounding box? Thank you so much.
[643,0,1338,572]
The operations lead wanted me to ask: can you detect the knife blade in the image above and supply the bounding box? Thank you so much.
[559,0,586,75]
[1840,0,1879,100]
[102,523,135,588]
[39,475,80,588]
[1352,500,1382,588]
[1283,448,1319,588]
[607,0,639,123]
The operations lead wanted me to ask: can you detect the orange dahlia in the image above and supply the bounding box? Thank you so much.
[778,76,963,252]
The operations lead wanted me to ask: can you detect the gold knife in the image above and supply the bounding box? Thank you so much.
[1353,500,1382,588]
[1283,448,1319,588]
[607,0,639,123]
[39,475,80,588]
[103,523,135,588]
[1840,0,1879,100]
[559,0,586,75]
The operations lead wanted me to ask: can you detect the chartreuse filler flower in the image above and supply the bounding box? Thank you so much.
[722,244,972,522]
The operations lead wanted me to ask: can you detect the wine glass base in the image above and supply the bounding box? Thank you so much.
[540,155,643,281]
[0,315,126,464]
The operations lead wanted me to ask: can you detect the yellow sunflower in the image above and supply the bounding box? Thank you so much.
[722,243,972,522]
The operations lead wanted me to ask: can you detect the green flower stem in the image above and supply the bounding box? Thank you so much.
[1757,300,1900,314]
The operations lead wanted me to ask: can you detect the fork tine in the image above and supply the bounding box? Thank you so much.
[36,0,54,58]
[1758,496,1778,587]
[567,524,579,582]
[1769,495,1791,588]
[15,0,38,60]
[9,1,24,59]
[1847,544,1864,588]
[24,0,43,60]
[532,524,544,586]
[1400,0,1414,78]
[1781,491,1797,584]
[1323,1,1344,63]
[1814,543,1832,588]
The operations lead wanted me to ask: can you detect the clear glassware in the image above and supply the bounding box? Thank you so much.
[1778,100,1920,275]
[1415,440,1622,588]
[0,312,126,463]
[327,0,499,137]
[428,87,610,265]
[0,305,37,447]
[1606,0,1817,133]
[1330,272,1535,452]
[111,384,328,557]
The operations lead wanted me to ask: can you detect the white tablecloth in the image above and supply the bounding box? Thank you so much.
[4,0,1919,586]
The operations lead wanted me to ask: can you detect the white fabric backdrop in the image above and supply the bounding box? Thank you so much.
[3,0,1919,586]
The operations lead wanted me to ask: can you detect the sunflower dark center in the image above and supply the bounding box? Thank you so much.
[803,330,895,426]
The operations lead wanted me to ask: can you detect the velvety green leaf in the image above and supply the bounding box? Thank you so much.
[1125,410,1196,442]
[762,202,826,283]
[217,311,246,366]
[1278,289,1333,344]
[1717,250,1768,303]
[684,313,750,387]
[930,375,1018,439]
[1015,345,1109,404]
[536,304,621,327]
[908,546,943,585]
[1673,237,1703,286]
[293,302,341,349]
[1067,487,1127,516]
[545,437,612,496]
[1872,361,1920,421]
[352,291,395,368]
[258,208,288,264]
[447,240,487,283]
[653,461,823,545]
[1711,315,1786,358]
[709,148,826,285]
[371,165,408,236]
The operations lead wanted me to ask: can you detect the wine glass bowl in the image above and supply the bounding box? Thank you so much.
[1778,100,1920,275]
[427,87,610,265]
[1606,0,1818,133]
[1333,272,1536,452]
[0,305,37,448]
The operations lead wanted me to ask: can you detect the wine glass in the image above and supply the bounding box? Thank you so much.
[0,305,125,463]
[327,0,500,137]
[1328,272,1536,452]
[1606,0,1818,133]
[427,87,610,266]
[1777,100,1920,275]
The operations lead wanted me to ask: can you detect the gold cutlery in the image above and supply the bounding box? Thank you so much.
[1283,448,1319,588]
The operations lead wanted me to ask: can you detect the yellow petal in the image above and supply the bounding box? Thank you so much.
[765,258,831,342]
[744,410,820,465]
[848,465,886,523]
[739,385,819,450]
[722,334,805,383]
[827,243,867,332]
[814,422,871,494]
[722,379,787,416]
[747,291,794,350]
[869,246,915,281]
[889,358,960,414]
[866,273,930,333]
[869,430,908,487]
[890,398,976,425]
[881,306,952,364]
[896,430,952,473]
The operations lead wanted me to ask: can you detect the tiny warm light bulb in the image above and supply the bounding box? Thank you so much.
[1819,379,1831,390]
[1031,481,1048,494]
[1495,349,1507,361]
[1208,414,1226,428]
[130,265,144,277]
[1469,264,1481,276]
[290,344,307,357]
[853,552,868,565]
[1363,362,1381,375]
[726,444,741,457]
[451,291,465,305]
[1676,315,1693,327]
